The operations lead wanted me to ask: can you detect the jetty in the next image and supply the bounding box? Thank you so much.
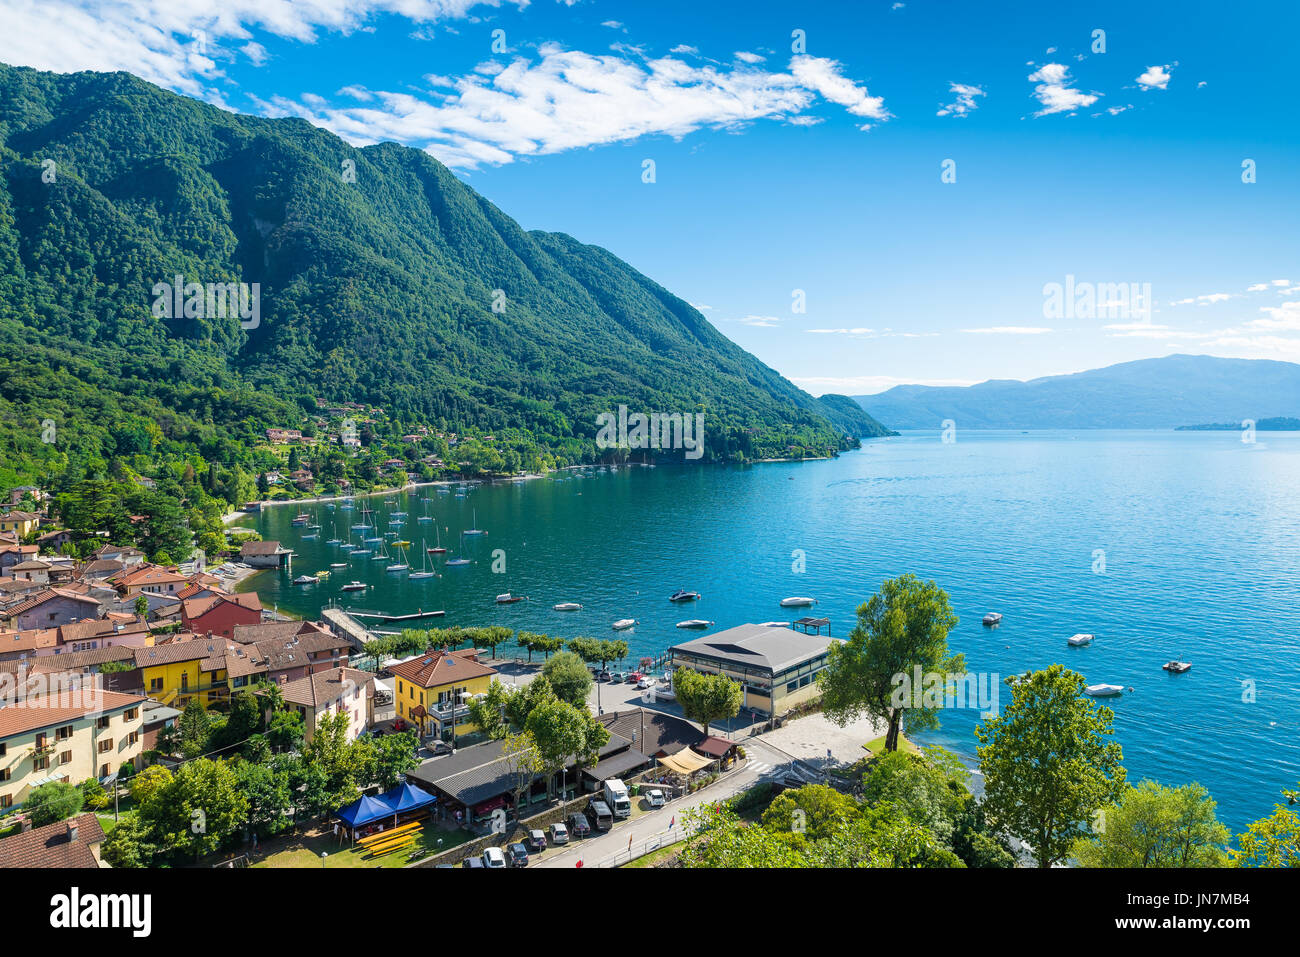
[344,608,447,623]
[321,606,381,653]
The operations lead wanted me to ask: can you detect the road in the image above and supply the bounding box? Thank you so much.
[532,736,794,868]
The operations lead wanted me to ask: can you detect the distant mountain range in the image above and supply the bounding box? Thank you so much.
[854,355,1300,430]
[1177,416,1300,431]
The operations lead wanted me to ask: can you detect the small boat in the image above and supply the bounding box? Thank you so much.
[445,557,471,567]
[301,532,318,539]
[1067,633,1094,646]
[364,536,384,543]
[427,525,447,554]
[496,593,527,604]
[463,509,486,536]
[369,552,388,561]
[351,523,371,530]
[553,602,583,611]
[329,562,349,569]
[669,589,701,602]
[325,538,341,545]
[1162,660,1192,673]
[780,597,816,608]
[982,613,1003,626]
[417,515,433,522]
[612,619,637,630]
[760,621,790,627]
[341,581,367,592]
[392,540,411,548]
[410,539,438,579]
[676,619,714,629]
[1085,683,1124,697]
[292,575,317,585]
[291,513,310,526]
[314,569,330,579]
[351,548,371,556]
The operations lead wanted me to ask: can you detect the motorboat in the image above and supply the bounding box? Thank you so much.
[676,619,714,629]
[780,597,816,608]
[1067,633,1094,646]
[1162,660,1192,673]
[612,619,637,630]
[292,574,317,585]
[982,612,1003,626]
[341,581,367,592]
[760,621,790,627]
[445,557,471,566]
[329,562,349,569]
[552,602,583,611]
[1085,684,1124,697]
[496,593,526,604]
[669,589,701,602]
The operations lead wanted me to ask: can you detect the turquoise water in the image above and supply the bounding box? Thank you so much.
[238,430,1300,832]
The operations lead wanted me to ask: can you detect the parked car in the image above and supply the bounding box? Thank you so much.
[636,676,656,690]
[548,822,570,845]
[646,788,666,808]
[610,671,624,683]
[506,842,529,868]
[462,856,485,869]
[629,671,644,683]
[597,671,611,682]
[482,846,508,868]
[567,812,591,838]
[586,799,614,832]
[526,828,548,851]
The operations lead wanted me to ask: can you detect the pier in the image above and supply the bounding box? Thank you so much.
[343,608,447,623]
[321,607,383,652]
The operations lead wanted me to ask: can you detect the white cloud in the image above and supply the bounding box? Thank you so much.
[729,315,782,327]
[1103,104,1133,115]
[1027,63,1099,116]
[670,44,699,55]
[936,82,985,117]
[0,0,525,99]
[601,21,627,33]
[734,51,765,64]
[962,326,1054,334]
[1136,64,1173,90]
[266,50,891,167]
[1247,300,1300,332]
[807,327,875,335]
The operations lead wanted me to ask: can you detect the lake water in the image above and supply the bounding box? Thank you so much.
[237,430,1300,833]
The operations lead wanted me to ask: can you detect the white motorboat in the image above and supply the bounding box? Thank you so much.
[1085,683,1124,697]
[611,619,637,630]
[982,612,1003,626]
[329,562,349,569]
[676,619,714,629]
[1067,633,1094,646]
[669,589,701,602]
[553,602,583,611]
[780,597,816,608]
[496,593,526,604]
[445,557,471,566]
[341,581,367,592]
[760,621,790,627]
[292,574,317,585]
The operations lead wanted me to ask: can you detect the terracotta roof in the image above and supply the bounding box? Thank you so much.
[231,620,332,645]
[56,617,148,642]
[112,564,188,588]
[0,645,136,674]
[240,540,287,556]
[2,510,41,522]
[10,560,50,571]
[280,666,373,709]
[133,638,228,668]
[388,648,496,689]
[0,690,146,739]
[181,592,261,620]
[0,814,105,868]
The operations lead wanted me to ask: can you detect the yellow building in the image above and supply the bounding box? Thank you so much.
[0,511,41,538]
[133,639,231,709]
[0,690,147,810]
[388,649,497,741]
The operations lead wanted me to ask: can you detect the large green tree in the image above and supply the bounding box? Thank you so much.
[541,651,592,708]
[673,668,743,735]
[1071,780,1229,868]
[24,781,85,826]
[817,574,964,752]
[976,665,1127,868]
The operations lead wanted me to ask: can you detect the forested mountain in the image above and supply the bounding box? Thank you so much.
[0,62,888,495]
[855,356,1300,430]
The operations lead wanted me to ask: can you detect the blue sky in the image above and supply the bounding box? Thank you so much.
[5,0,1299,394]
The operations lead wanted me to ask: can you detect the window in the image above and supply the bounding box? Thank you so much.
[100,764,110,777]
[0,743,6,757]
[126,731,139,746]
[0,794,11,809]
[1,768,10,781]
[56,725,73,740]
[60,750,72,764]
[33,756,48,771]
[149,678,163,692]
[98,739,114,753]
[96,716,110,730]
[123,707,139,720]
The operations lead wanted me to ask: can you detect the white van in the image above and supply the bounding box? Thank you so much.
[603,778,632,819]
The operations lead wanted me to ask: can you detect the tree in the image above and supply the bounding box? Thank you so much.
[143,758,248,861]
[976,665,1126,868]
[467,679,512,740]
[133,595,149,618]
[516,631,564,662]
[101,816,161,869]
[541,651,592,708]
[302,711,366,810]
[1071,780,1229,868]
[129,765,174,806]
[762,784,862,842]
[235,760,294,840]
[505,675,558,728]
[817,573,963,752]
[25,781,85,826]
[266,710,304,753]
[1233,781,1300,867]
[360,730,420,789]
[502,731,544,822]
[673,668,742,735]
[176,698,213,758]
[472,625,513,659]
[78,777,110,811]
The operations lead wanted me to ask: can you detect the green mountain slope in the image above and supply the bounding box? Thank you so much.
[0,62,890,493]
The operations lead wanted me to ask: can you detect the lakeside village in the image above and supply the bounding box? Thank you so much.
[0,421,1297,869]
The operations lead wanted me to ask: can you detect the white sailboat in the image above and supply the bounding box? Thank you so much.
[410,539,438,579]
[463,509,486,536]
[386,543,409,573]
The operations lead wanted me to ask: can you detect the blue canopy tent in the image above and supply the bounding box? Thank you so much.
[333,794,392,843]
[381,782,437,814]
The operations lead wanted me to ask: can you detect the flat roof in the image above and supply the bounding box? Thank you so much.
[669,623,837,675]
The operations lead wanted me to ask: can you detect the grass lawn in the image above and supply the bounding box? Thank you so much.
[623,842,683,868]
[252,824,474,868]
[863,734,919,758]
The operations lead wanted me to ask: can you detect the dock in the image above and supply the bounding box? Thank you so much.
[321,607,383,652]
[344,608,447,623]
